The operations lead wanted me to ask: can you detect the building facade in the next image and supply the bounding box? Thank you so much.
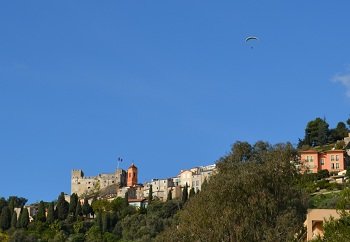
[299,149,346,173]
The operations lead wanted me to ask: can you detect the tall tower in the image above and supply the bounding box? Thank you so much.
[127,163,138,187]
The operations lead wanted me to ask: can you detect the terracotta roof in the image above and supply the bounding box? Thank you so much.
[128,198,146,202]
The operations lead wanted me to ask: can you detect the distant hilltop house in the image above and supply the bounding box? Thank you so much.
[299,133,350,174]
[143,164,217,201]
[71,162,217,202]
[299,149,346,174]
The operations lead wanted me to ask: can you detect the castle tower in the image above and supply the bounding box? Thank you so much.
[127,163,138,187]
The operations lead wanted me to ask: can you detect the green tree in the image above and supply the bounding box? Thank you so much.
[167,189,173,201]
[102,212,110,233]
[0,198,8,215]
[36,200,46,222]
[75,201,83,218]
[11,210,17,228]
[96,212,103,231]
[189,187,195,198]
[0,206,11,230]
[8,196,27,213]
[56,192,69,220]
[82,198,92,217]
[47,202,56,223]
[69,193,78,217]
[182,183,188,204]
[148,185,153,204]
[317,169,330,180]
[302,118,330,146]
[157,142,307,242]
[18,207,29,228]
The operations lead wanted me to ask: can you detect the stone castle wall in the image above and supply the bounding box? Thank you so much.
[71,169,126,197]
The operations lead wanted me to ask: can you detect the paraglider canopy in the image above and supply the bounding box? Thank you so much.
[245,36,258,42]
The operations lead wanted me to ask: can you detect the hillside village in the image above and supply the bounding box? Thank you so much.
[2,118,350,241]
[70,162,216,207]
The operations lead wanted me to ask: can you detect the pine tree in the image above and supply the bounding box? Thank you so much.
[69,193,78,217]
[0,206,11,230]
[56,192,69,220]
[148,185,153,204]
[11,211,17,228]
[36,201,46,222]
[182,183,189,204]
[46,202,55,223]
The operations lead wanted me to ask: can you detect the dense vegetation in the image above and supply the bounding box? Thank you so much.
[0,193,182,241]
[156,141,308,242]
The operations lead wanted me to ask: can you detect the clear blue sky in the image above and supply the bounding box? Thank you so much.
[1,1,350,203]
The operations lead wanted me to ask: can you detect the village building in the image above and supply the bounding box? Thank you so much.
[299,149,346,174]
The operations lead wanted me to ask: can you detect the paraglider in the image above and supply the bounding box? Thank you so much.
[245,36,259,49]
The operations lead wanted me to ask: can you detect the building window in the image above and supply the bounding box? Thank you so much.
[320,159,325,165]
[336,163,339,169]
[196,181,199,186]
[306,156,313,162]
[332,163,335,169]
[331,155,335,161]
[336,155,339,161]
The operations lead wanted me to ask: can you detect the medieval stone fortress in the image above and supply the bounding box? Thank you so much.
[71,162,217,204]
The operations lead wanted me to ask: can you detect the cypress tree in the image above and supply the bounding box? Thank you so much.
[0,198,8,216]
[69,193,78,217]
[0,206,11,230]
[148,185,153,204]
[167,189,173,201]
[96,212,103,230]
[56,192,69,220]
[102,212,110,233]
[124,191,129,206]
[11,210,17,228]
[19,207,29,228]
[90,197,96,218]
[182,183,189,204]
[36,201,46,222]
[189,187,196,198]
[82,198,92,218]
[46,202,55,223]
[75,201,82,218]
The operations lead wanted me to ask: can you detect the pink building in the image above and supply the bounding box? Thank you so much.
[299,149,345,173]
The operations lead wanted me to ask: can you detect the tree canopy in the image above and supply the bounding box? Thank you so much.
[157,141,308,242]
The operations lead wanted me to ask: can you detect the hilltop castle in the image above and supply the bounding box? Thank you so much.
[71,163,138,197]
